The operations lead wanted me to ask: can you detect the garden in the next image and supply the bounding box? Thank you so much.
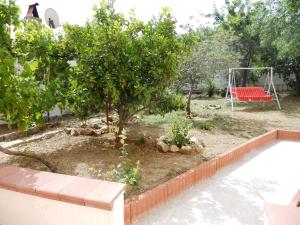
[1,0,300,200]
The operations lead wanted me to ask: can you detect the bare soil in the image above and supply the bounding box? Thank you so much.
[0,93,299,199]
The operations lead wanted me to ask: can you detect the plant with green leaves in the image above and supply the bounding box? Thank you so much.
[179,28,240,116]
[68,80,99,126]
[213,0,261,86]
[206,79,216,97]
[14,20,71,119]
[148,90,186,115]
[89,129,141,185]
[65,0,184,146]
[0,0,41,129]
[167,115,192,147]
[0,0,57,172]
[249,0,300,95]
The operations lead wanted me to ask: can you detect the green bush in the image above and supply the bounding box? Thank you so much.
[89,129,141,186]
[133,134,147,145]
[192,120,211,130]
[150,90,186,114]
[200,121,211,130]
[167,115,192,147]
[206,79,217,97]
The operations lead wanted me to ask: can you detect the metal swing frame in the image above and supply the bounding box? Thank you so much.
[225,67,281,111]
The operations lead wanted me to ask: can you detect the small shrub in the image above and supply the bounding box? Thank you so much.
[200,121,211,130]
[150,90,186,114]
[68,80,98,126]
[142,111,180,128]
[192,120,211,130]
[89,129,141,185]
[206,79,217,97]
[167,115,192,147]
[133,134,147,145]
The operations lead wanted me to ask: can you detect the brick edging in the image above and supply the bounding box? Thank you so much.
[277,130,300,140]
[290,190,300,207]
[124,129,300,224]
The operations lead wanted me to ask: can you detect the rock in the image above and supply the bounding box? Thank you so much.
[70,129,79,136]
[179,144,204,154]
[159,136,166,141]
[157,140,169,152]
[179,146,193,154]
[92,124,101,129]
[170,145,180,152]
[94,130,104,136]
[193,145,204,153]
[79,128,96,136]
[207,104,221,110]
[64,128,71,134]
[101,132,116,141]
[190,136,198,145]
[101,116,114,124]
[99,125,109,134]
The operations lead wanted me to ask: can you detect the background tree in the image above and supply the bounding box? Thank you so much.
[179,29,240,117]
[0,0,56,172]
[14,20,71,120]
[250,0,300,95]
[0,0,41,128]
[214,0,260,86]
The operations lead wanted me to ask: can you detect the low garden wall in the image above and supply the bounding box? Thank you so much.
[124,129,300,224]
[0,166,126,225]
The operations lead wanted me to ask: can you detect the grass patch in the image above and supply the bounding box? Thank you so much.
[192,120,211,130]
[141,111,184,128]
[211,113,244,134]
[133,134,147,145]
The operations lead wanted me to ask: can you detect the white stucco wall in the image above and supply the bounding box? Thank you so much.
[0,188,124,225]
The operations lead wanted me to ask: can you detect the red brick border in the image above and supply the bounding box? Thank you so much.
[124,129,300,224]
[278,130,300,140]
[290,190,300,207]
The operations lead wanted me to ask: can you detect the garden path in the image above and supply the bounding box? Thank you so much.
[134,140,300,225]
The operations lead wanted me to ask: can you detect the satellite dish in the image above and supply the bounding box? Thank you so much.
[44,8,59,29]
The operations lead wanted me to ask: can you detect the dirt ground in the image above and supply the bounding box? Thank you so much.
[0,93,299,198]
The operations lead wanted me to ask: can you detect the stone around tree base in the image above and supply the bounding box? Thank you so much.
[65,128,104,137]
[157,140,169,152]
[179,145,204,154]
[156,136,204,154]
[170,145,180,152]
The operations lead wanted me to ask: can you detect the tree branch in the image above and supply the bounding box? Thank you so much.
[0,145,57,173]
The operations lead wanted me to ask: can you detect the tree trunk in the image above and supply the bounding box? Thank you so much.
[104,98,110,129]
[0,145,57,172]
[241,69,248,87]
[240,58,249,87]
[186,84,193,118]
[115,111,125,147]
[295,74,300,96]
[47,111,50,122]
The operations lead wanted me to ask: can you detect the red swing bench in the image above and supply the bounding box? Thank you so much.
[232,87,272,102]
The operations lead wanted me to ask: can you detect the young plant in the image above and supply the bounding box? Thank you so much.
[133,134,147,145]
[90,129,141,185]
[167,115,192,147]
[206,79,217,98]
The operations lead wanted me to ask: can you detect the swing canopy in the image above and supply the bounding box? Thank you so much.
[225,67,281,110]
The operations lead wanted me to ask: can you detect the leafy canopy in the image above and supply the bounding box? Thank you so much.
[65,0,184,138]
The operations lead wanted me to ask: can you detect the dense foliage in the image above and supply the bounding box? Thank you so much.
[14,20,71,119]
[65,1,184,145]
[178,29,240,116]
[0,0,41,129]
[214,0,300,95]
